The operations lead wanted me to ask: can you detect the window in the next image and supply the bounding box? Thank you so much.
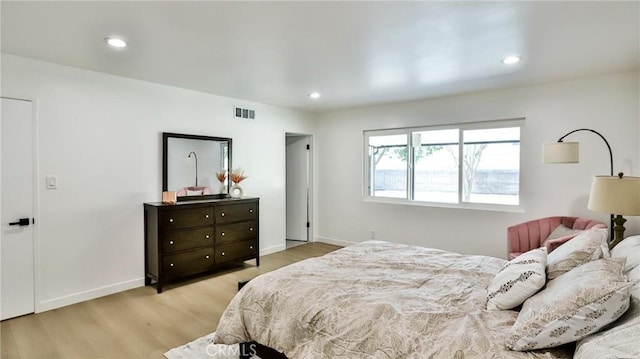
[368,134,408,198]
[365,120,522,209]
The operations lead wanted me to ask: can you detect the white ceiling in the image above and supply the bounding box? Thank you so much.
[1,1,638,112]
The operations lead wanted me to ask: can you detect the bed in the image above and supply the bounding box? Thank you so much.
[214,241,574,358]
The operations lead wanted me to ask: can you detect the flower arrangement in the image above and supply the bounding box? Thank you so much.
[230,168,248,184]
[215,170,227,183]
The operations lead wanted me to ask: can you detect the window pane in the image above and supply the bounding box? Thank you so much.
[412,129,459,203]
[462,128,520,205]
[369,134,407,198]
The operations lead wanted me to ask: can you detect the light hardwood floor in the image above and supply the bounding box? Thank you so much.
[1,242,340,359]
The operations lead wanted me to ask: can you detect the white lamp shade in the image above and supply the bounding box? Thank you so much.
[588,175,640,215]
[543,142,579,163]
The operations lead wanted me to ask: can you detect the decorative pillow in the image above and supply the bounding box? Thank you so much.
[574,318,640,359]
[486,247,547,310]
[186,189,203,196]
[544,224,585,253]
[545,234,581,254]
[574,296,640,359]
[630,264,640,299]
[506,257,631,351]
[610,235,640,274]
[546,228,609,280]
[547,224,582,241]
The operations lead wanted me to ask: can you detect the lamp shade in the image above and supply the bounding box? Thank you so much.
[543,142,579,163]
[588,175,640,215]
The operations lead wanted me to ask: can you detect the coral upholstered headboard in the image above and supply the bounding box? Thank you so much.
[507,216,607,259]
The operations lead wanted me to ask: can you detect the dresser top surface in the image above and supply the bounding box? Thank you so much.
[144,197,259,208]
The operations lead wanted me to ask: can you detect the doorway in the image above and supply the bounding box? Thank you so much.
[285,133,312,249]
[1,97,36,320]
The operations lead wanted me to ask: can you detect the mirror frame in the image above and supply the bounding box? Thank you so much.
[162,132,232,201]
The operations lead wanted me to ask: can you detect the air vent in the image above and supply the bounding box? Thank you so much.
[234,106,255,120]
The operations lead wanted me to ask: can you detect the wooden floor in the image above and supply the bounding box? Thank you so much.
[1,242,340,359]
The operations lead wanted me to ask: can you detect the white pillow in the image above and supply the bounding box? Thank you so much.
[628,264,640,300]
[546,228,609,280]
[610,235,640,274]
[575,249,640,359]
[546,224,582,241]
[486,247,547,310]
[574,297,640,359]
[507,257,631,351]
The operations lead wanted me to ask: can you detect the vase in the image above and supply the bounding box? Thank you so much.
[219,183,227,195]
[231,183,243,198]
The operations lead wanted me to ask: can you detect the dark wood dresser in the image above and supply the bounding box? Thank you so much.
[144,197,259,293]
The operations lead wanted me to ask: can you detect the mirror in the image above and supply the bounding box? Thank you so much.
[162,132,232,201]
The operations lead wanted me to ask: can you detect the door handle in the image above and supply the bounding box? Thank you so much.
[9,218,30,226]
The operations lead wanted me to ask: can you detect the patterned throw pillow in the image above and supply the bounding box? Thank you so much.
[574,297,640,359]
[486,247,547,310]
[506,257,631,351]
[546,224,582,241]
[610,235,640,274]
[544,224,584,253]
[574,237,640,358]
[546,228,609,280]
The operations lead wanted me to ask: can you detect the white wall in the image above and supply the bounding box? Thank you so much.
[315,71,640,258]
[1,54,315,311]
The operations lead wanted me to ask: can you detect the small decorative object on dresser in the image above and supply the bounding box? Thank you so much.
[230,168,248,198]
[216,170,227,195]
[162,191,177,204]
[144,197,259,293]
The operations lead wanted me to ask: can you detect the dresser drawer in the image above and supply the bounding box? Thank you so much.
[161,227,214,253]
[216,240,258,263]
[163,247,214,278]
[159,207,214,230]
[215,202,257,224]
[216,221,257,245]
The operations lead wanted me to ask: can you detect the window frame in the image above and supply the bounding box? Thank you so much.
[363,118,524,212]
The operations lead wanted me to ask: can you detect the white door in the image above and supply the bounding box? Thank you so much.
[1,97,35,320]
[286,135,310,242]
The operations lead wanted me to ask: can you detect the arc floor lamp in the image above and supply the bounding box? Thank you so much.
[188,151,199,187]
[543,128,640,248]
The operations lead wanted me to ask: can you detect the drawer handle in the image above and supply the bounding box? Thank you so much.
[170,263,174,267]
[250,246,254,250]
[249,209,253,213]
[221,252,225,256]
[205,214,210,218]
[169,240,174,245]
[205,235,210,239]
[221,232,225,236]
[205,255,210,259]
[221,212,225,217]
[169,218,174,223]
[249,227,254,231]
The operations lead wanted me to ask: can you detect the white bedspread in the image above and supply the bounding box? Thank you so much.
[215,241,571,358]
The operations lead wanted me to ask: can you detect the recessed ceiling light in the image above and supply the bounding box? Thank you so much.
[105,37,127,48]
[309,92,321,99]
[501,55,521,65]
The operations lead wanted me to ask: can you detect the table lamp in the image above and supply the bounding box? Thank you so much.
[587,173,640,248]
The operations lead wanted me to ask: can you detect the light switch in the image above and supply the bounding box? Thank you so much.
[46,176,57,189]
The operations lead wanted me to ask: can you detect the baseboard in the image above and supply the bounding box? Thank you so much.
[315,236,358,247]
[37,278,145,313]
[260,243,286,256]
[36,243,287,313]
